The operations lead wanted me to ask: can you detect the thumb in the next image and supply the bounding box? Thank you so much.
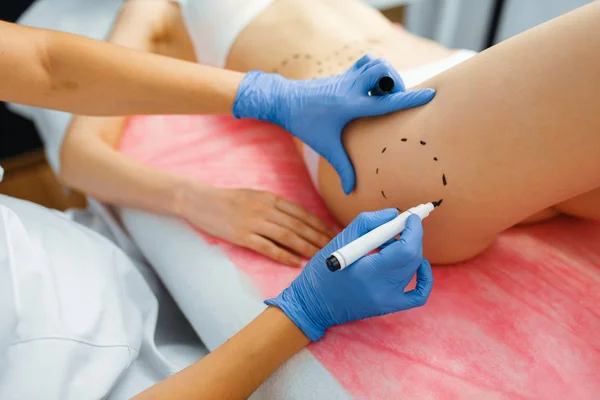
[365,88,436,117]
[326,143,357,195]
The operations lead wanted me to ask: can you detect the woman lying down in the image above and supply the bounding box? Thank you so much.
[59,0,600,265]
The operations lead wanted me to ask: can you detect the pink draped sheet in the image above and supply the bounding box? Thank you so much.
[119,115,600,399]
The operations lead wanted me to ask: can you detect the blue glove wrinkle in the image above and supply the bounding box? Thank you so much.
[233,57,436,194]
[233,70,288,123]
[265,286,326,342]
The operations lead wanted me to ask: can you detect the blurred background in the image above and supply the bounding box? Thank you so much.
[0,0,593,210]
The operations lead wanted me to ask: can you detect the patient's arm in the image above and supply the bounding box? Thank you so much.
[60,0,195,215]
[60,0,333,267]
[316,2,600,263]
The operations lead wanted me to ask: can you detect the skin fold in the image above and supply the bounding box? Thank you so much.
[60,0,600,264]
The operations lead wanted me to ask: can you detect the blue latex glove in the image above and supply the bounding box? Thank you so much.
[265,209,434,341]
[232,55,436,194]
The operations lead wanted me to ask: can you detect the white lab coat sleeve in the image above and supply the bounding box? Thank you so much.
[0,205,18,374]
[0,195,158,400]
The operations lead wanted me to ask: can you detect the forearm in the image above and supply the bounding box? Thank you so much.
[59,117,196,216]
[133,307,310,400]
[131,208,433,399]
[1,21,244,116]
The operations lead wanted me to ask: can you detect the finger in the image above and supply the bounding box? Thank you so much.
[274,198,335,241]
[361,61,406,93]
[346,208,399,238]
[268,209,331,249]
[399,259,434,309]
[399,214,424,247]
[368,241,421,279]
[360,56,387,72]
[369,215,423,273]
[245,234,303,267]
[317,208,399,258]
[379,237,397,250]
[367,89,436,117]
[390,89,437,109]
[322,142,357,195]
[353,54,377,70]
[256,221,321,260]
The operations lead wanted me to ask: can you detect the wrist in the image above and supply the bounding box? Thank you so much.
[264,286,327,342]
[263,306,312,346]
[169,176,214,218]
[232,71,287,125]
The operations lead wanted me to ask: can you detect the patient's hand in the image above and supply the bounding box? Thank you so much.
[177,181,335,267]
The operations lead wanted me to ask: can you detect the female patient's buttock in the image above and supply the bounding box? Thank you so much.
[301,49,476,192]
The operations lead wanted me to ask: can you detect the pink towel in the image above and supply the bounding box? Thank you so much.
[119,115,600,399]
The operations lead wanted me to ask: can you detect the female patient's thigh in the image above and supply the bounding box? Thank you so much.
[518,188,600,225]
[555,188,600,221]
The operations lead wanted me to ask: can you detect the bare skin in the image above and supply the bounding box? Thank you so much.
[229,0,600,263]
[133,307,311,400]
[0,20,244,116]
[60,0,600,265]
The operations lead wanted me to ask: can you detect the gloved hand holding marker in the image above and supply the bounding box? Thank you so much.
[233,54,436,194]
[327,201,438,271]
[266,208,434,341]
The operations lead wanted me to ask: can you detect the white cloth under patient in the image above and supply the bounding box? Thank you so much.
[302,49,477,191]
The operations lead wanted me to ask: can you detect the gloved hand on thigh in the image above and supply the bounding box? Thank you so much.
[233,55,436,194]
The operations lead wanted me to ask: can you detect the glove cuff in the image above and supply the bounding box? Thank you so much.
[232,70,283,124]
[265,288,325,342]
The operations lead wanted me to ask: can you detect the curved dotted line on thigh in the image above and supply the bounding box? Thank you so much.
[377,138,446,206]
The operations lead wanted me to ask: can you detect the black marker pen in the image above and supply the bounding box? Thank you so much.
[326,202,439,272]
[368,75,395,96]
